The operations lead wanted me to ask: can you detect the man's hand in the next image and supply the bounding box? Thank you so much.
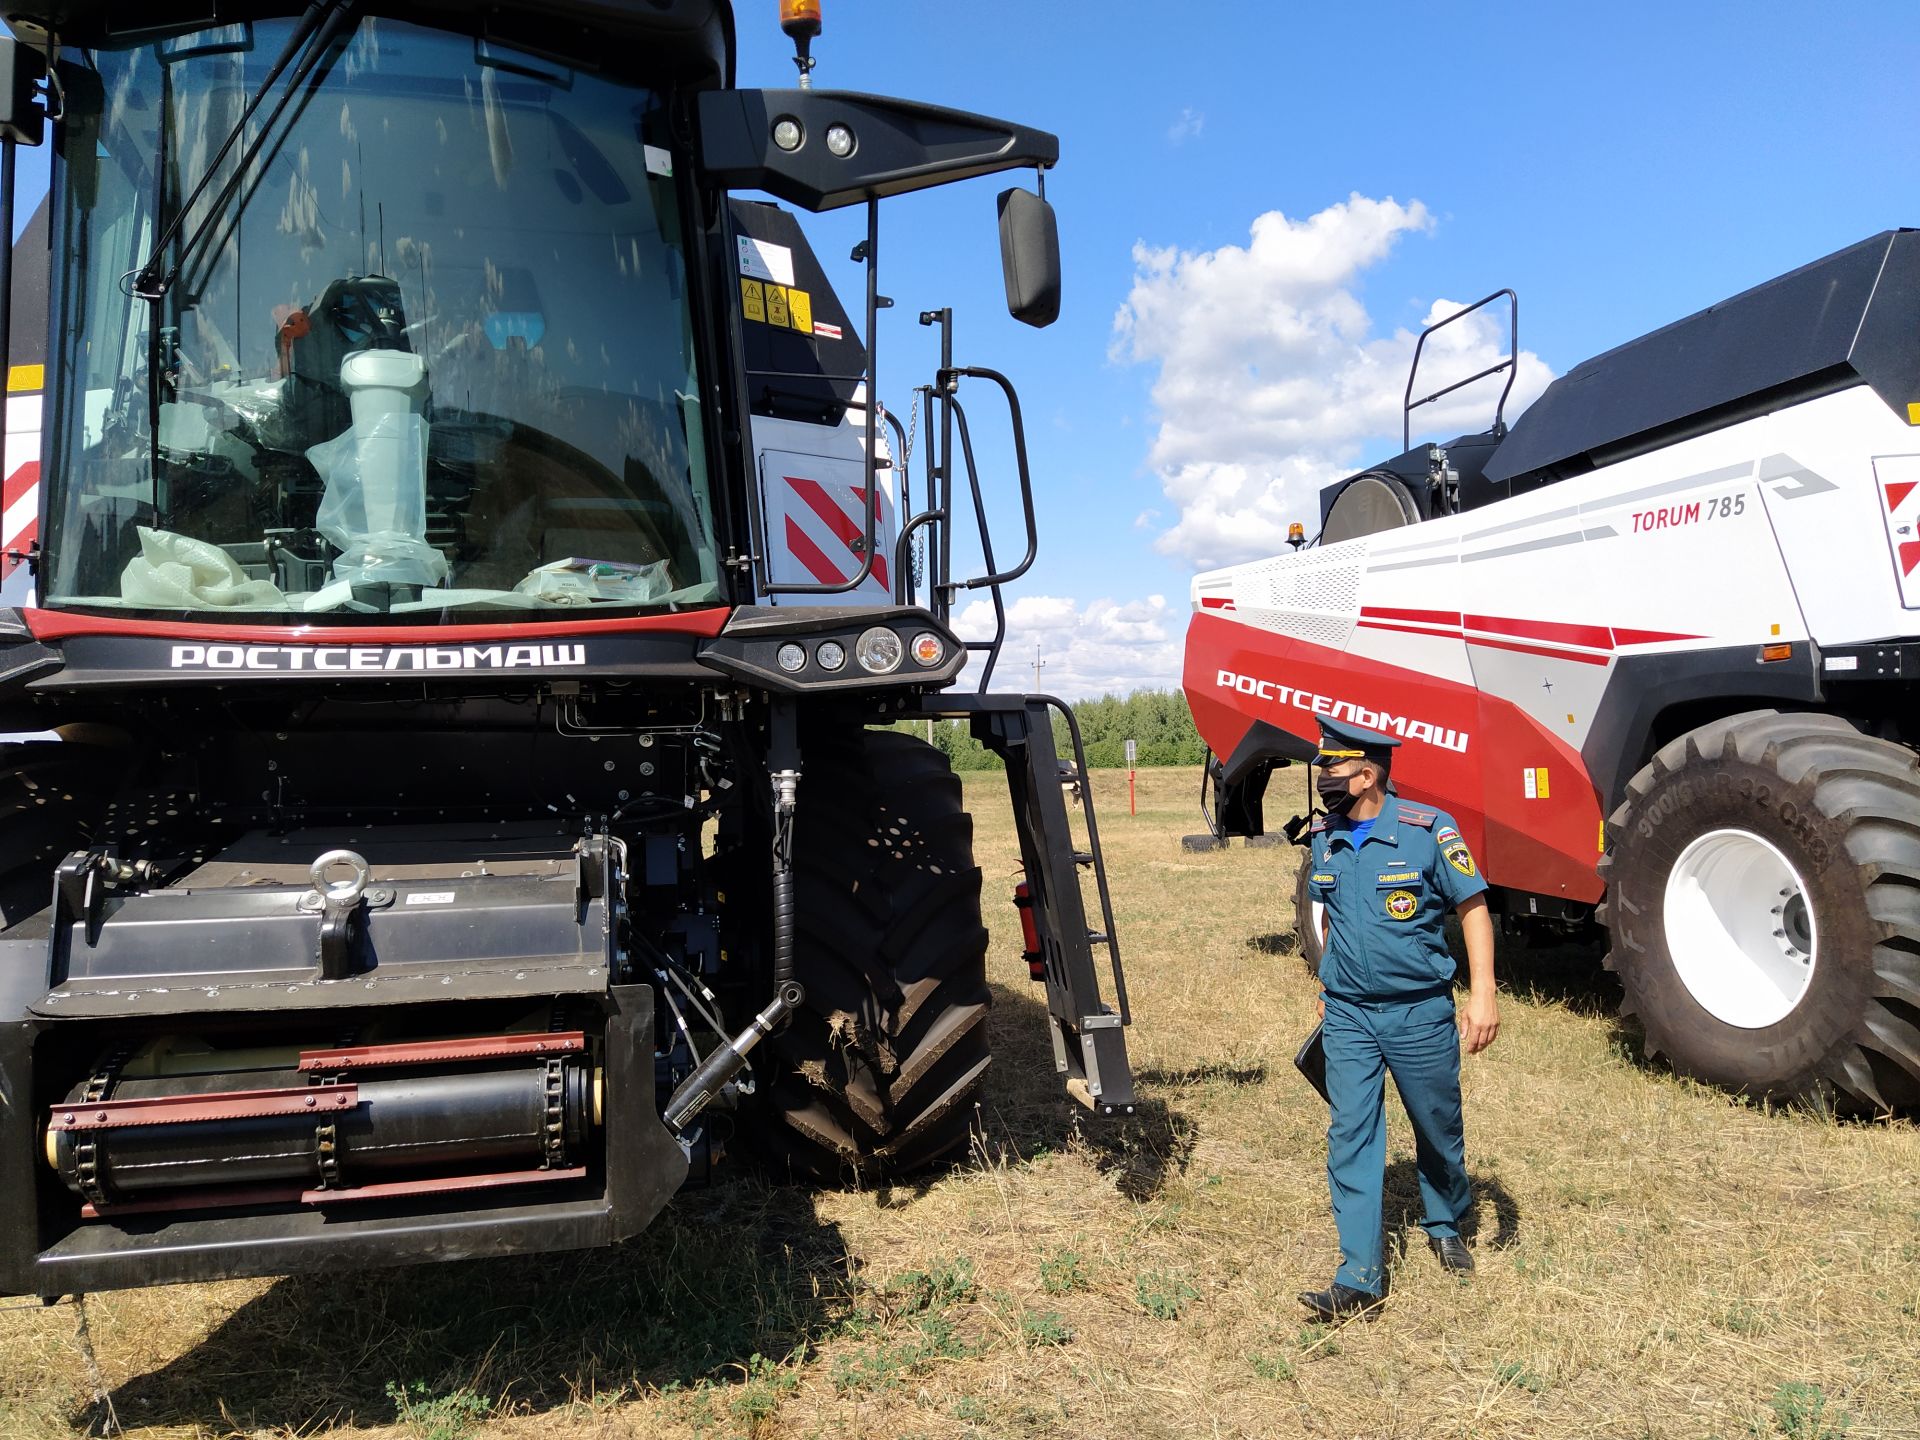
[1459,989,1499,1054]
[1314,992,1325,1023]
[1454,894,1498,1053]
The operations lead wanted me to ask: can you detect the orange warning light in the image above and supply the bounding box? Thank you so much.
[1287,521,1306,549]
[780,0,822,38]
[1759,643,1793,663]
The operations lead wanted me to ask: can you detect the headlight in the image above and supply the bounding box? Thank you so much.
[816,640,847,671]
[855,627,903,674]
[824,123,856,158]
[910,632,945,667]
[776,642,807,673]
[772,117,803,152]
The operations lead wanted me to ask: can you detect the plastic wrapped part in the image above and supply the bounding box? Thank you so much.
[514,557,671,605]
[120,526,287,608]
[307,349,444,587]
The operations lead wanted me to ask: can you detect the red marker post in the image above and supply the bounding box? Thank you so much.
[1125,739,1137,816]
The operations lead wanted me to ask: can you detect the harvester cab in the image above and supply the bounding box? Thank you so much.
[0,0,1133,1302]
[1184,230,1920,1113]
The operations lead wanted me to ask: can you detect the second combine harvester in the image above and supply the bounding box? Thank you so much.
[1186,235,1920,1111]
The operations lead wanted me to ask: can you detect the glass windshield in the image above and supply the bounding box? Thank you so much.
[45,17,722,617]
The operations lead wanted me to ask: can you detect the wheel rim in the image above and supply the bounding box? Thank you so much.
[1662,827,1818,1028]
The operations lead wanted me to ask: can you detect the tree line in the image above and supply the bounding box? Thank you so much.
[890,689,1208,772]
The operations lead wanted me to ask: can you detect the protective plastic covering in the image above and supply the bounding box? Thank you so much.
[120,527,283,608]
[514,557,670,605]
[306,349,446,594]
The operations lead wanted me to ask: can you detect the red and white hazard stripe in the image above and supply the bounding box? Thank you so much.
[781,473,890,591]
[2,364,42,581]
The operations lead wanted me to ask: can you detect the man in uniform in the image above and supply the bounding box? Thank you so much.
[1298,716,1499,1322]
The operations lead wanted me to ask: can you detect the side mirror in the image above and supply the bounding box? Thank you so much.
[0,37,44,147]
[997,187,1060,328]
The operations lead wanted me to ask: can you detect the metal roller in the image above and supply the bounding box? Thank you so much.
[46,1035,595,1208]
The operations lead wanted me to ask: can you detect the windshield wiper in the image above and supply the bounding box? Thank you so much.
[127,0,357,302]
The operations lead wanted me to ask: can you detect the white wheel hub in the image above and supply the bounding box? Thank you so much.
[1663,828,1817,1028]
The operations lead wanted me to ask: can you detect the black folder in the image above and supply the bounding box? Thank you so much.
[1294,1020,1329,1104]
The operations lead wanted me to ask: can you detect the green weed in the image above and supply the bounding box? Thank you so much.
[384,1380,492,1440]
[1134,1270,1199,1321]
[1039,1248,1088,1295]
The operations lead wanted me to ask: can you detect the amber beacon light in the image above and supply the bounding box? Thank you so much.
[781,0,823,87]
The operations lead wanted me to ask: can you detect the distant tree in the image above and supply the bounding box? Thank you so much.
[884,690,1205,770]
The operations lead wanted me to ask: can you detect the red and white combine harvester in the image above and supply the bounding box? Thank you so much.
[1183,232,1920,1109]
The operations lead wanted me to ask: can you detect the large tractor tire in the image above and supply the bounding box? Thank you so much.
[1293,850,1326,978]
[753,728,992,1181]
[1598,710,1920,1110]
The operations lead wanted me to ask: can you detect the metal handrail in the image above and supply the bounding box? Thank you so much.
[1404,288,1518,451]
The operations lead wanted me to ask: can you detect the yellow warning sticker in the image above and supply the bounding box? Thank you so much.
[786,286,813,334]
[1909,401,1920,426]
[1522,766,1550,799]
[1598,820,1607,854]
[1536,767,1550,800]
[740,278,766,324]
[765,284,790,328]
[6,363,43,393]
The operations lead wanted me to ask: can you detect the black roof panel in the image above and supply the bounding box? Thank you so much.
[1486,229,1920,486]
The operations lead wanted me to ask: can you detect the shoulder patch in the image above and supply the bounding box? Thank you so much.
[1436,824,1461,845]
[1398,806,1438,828]
[1309,817,1328,835]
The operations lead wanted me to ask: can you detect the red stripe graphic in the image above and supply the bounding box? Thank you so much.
[1199,596,1237,611]
[24,606,732,642]
[785,475,888,590]
[1612,627,1704,646]
[1468,634,1611,666]
[1360,605,1461,626]
[1887,480,1917,513]
[3,460,38,515]
[784,515,850,587]
[1464,613,1612,651]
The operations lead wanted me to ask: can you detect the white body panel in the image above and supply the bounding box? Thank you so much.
[1193,383,1920,748]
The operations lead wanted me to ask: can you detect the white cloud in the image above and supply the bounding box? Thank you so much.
[953,593,1182,700]
[1112,194,1556,571]
[1167,107,1205,144]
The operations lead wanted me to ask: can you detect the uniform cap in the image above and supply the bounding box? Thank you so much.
[1314,717,1402,767]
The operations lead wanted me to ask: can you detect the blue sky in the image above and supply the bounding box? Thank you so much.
[731,1,1920,694]
[15,4,1919,695]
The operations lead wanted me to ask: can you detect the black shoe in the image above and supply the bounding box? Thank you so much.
[1429,1235,1475,1273]
[1296,1282,1385,1322]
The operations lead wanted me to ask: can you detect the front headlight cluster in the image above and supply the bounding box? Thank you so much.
[774,628,945,675]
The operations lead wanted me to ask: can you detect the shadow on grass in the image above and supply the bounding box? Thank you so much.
[92,987,1172,1432]
[974,983,1197,1203]
[98,1178,853,1434]
[1382,1158,1522,1272]
[1248,932,1297,957]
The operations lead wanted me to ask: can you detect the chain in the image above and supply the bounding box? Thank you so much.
[71,1046,133,1209]
[901,389,926,588]
[543,1058,567,1168]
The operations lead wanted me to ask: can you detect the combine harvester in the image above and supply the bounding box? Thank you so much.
[1184,237,1920,1109]
[0,0,1133,1301]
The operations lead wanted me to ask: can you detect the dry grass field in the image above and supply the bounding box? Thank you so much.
[4,764,1918,1440]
